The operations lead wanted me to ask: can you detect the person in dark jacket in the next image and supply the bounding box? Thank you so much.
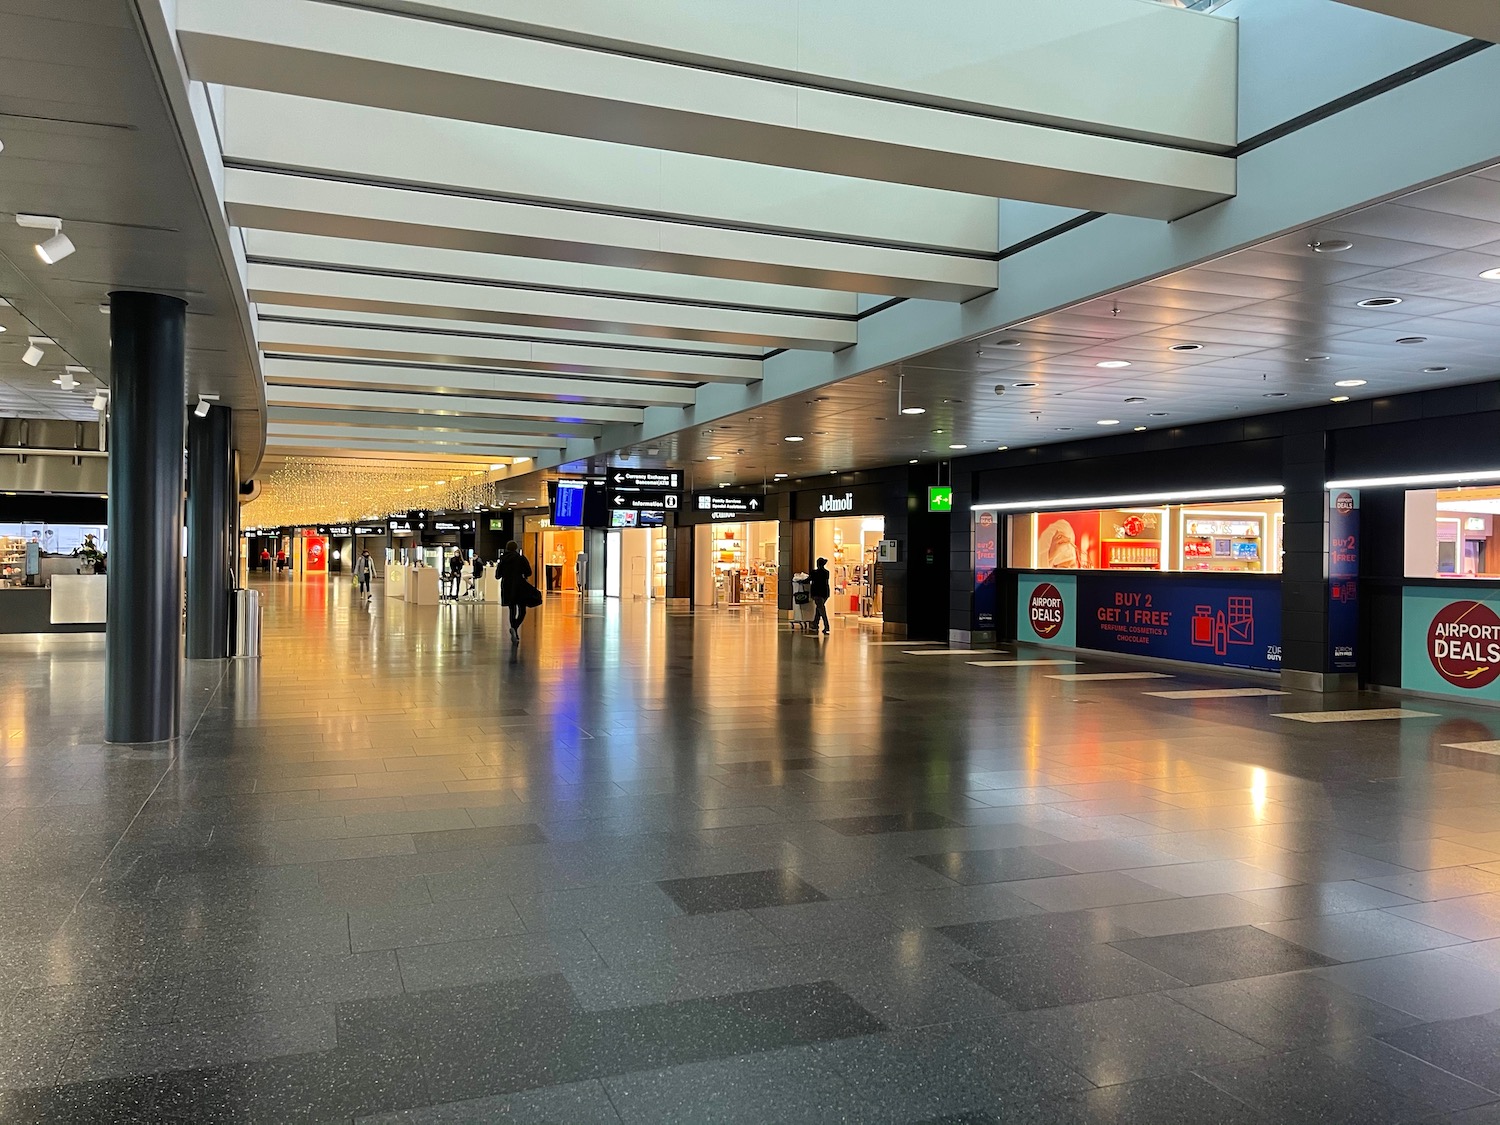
[810,556,832,635]
[496,540,534,644]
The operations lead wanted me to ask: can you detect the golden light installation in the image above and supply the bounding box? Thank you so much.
[243,459,496,528]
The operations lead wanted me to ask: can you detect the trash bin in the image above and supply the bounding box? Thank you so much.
[233,589,261,658]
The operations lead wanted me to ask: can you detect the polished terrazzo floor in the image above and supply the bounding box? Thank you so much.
[7,580,1500,1121]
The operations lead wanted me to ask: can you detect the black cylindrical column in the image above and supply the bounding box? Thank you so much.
[105,292,187,743]
[186,404,232,659]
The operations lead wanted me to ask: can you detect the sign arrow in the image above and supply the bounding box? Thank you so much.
[613,473,624,482]
[749,499,759,509]
[614,495,625,505]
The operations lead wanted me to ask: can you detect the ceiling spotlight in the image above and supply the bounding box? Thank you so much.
[1133,426,1147,432]
[1304,355,1329,362]
[1330,395,1350,403]
[908,459,918,464]
[949,443,967,450]
[21,337,46,366]
[993,385,1006,397]
[1263,392,1288,398]
[997,445,1009,451]
[1356,297,1402,308]
[1096,360,1132,369]
[17,215,75,265]
[900,406,926,415]
[1097,419,1121,426]
[1308,239,1353,253]
[774,473,788,478]
[193,394,218,418]
[91,390,108,412]
[1124,396,1147,404]
[1148,412,1169,417]
[1334,379,1367,388]
[705,455,722,461]
[1395,336,1427,345]
[784,435,804,442]
[1169,343,1203,352]
[1424,366,1450,373]
[1013,382,1038,389]
[989,338,1022,347]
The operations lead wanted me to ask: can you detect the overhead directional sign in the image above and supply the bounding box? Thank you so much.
[693,492,765,517]
[610,468,682,492]
[613,492,680,512]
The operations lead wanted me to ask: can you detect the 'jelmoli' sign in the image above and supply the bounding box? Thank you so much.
[792,484,884,521]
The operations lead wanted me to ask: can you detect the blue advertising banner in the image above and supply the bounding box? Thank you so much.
[1017,574,1076,647]
[975,512,1000,631]
[1329,489,1359,672]
[1402,586,1500,702]
[1073,573,1282,671]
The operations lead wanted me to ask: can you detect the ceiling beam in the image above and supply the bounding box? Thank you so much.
[178,0,1235,219]
[256,316,762,385]
[266,383,645,424]
[267,406,588,442]
[263,356,699,407]
[224,167,997,302]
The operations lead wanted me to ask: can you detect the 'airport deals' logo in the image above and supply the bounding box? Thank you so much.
[1028,582,1065,640]
[1428,600,1500,689]
[1334,491,1356,515]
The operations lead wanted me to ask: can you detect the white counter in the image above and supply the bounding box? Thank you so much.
[50,574,107,624]
[406,566,439,606]
[385,565,407,599]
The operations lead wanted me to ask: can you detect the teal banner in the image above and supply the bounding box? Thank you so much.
[1402,586,1500,702]
[1017,574,1076,647]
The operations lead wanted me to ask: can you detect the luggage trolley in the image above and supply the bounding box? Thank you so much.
[791,572,816,632]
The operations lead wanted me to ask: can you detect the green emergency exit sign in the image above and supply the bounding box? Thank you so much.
[928,485,953,513]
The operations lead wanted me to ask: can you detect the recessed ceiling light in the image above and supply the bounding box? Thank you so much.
[1169,343,1203,352]
[1304,355,1330,362]
[932,429,944,435]
[1308,239,1353,253]
[1148,412,1169,417]
[1263,392,1288,398]
[1097,419,1121,426]
[1124,396,1147,404]
[1330,396,1350,402]
[1481,268,1500,281]
[784,435,803,442]
[1356,297,1402,308]
[1134,426,1147,432]
[1395,336,1427,345]
[997,445,1009,451]
[1013,382,1038,389]
[1056,427,1073,432]
[1424,366,1450,373]
[949,443,967,449]
[1334,379,1367,388]
[989,338,1022,347]
[705,455,721,461]
[900,406,926,415]
[773,473,788,478]
[1096,360,1131,369]
[908,459,918,464]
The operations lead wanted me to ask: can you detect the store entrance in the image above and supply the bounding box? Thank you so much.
[535,527,584,594]
[814,516,884,619]
[694,522,779,608]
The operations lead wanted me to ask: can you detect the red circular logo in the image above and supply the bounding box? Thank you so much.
[1029,583,1065,640]
[1428,600,1500,689]
[1335,492,1355,515]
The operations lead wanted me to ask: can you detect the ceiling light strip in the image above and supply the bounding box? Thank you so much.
[1327,469,1500,490]
[972,485,1284,513]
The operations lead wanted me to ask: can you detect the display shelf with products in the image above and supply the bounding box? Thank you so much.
[1180,513,1267,574]
[0,538,24,588]
[652,531,666,599]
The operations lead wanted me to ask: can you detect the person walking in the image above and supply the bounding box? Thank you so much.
[259,546,270,572]
[353,548,375,600]
[810,556,832,635]
[496,540,534,644]
[275,546,288,577]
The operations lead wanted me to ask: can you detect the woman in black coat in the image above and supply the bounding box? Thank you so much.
[496,541,534,644]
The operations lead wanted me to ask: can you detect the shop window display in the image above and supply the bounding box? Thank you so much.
[1009,500,1283,575]
[1406,487,1500,578]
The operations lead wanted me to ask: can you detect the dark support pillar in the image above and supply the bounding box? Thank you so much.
[105,292,187,743]
[1280,431,1355,693]
[186,404,233,660]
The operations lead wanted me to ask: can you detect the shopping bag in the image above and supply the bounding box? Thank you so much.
[522,580,544,608]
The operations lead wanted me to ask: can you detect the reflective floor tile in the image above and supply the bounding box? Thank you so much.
[909,848,1075,886]
[656,869,828,915]
[1109,925,1338,985]
[821,812,957,836]
[1255,911,1468,962]
[1198,1047,1453,1124]
[954,942,1185,1010]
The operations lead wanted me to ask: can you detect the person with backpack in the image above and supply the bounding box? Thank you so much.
[496,541,535,644]
[353,548,375,600]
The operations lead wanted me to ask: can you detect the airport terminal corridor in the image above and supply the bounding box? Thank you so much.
[3,587,1500,1121]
